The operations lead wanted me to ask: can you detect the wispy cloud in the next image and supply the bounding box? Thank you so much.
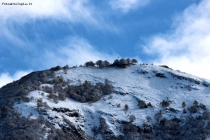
[109,0,149,13]
[0,0,120,51]
[41,37,118,68]
[0,0,97,25]
[143,0,210,79]
[0,71,30,88]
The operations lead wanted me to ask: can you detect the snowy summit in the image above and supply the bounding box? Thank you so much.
[1,61,210,139]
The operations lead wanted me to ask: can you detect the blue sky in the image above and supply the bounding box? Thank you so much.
[0,0,210,87]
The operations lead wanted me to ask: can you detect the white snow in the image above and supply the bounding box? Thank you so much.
[14,64,210,137]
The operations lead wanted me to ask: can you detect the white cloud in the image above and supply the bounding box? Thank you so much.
[143,0,210,79]
[0,71,30,88]
[0,0,97,24]
[41,37,118,68]
[0,0,119,50]
[109,0,149,13]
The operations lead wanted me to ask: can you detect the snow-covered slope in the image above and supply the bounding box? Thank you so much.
[14,64,210,139]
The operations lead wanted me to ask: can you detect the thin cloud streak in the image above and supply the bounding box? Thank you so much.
[109,0,149,13]
[143,0,210,79]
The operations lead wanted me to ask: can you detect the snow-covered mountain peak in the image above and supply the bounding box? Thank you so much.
[13,64,210,139]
